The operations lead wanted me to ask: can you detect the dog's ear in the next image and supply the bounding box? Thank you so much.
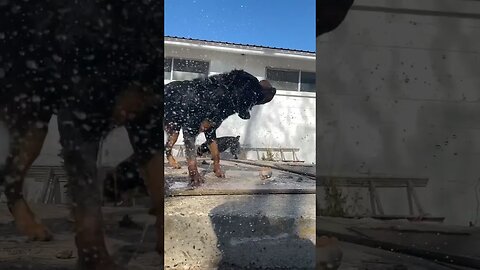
[256,80,276,105]
[317,0,354,37]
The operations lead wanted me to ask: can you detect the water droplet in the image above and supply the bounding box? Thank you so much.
[26,60,38,69]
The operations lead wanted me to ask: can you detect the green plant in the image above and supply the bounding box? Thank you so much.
[345,189,365,216]
[319,179,347,217]
[261,148,275,161]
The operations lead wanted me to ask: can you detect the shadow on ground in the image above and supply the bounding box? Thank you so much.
[210,197,315,270]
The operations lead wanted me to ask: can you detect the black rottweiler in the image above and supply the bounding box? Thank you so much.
[164,70,276,186]
[197,136,241,159]
[0,1,163,269]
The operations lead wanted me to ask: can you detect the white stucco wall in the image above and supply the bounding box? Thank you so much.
[317,0,480,225]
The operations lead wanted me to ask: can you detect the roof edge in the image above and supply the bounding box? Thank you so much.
[165,36,315,55]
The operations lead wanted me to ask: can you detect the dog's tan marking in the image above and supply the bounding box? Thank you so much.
[199,120,214,133]
[7,127,52,241]
[165,129,181,169]
[112,86,155,125]
[208,140,225,178]
[187,158,203,186]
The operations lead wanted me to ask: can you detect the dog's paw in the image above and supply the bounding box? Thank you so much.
[12,200,53,241]
[189,174,205,187]
[214,170,225,178]
[169,162,181,169]
[22,223,53,241]
[167,157,182,169]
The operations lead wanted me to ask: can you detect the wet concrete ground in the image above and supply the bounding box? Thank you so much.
[164,158,316,269]
[338,241,476,270]
[0,204,161,270]
[0,158,315,270]
[2,158,471,269]
[165,158,316,195]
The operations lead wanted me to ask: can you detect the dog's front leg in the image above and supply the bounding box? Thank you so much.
[205,129,225,178]
[164,126,181,169]
[58,113,119,270]
[139,152,164,256]
[126,113,164,257]
[183,131,203,186]
[3,124,52,241]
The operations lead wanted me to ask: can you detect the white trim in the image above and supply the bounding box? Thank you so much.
[273,52,316,60]
[199,44,265,54]
[298,70,302,92]
[164,41,200,47]
[170,58,174,80]
[276,89,316,98]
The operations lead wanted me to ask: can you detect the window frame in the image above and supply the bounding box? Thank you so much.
[299,70,316,93]
[164,57,210,81]
[265,67,315,92]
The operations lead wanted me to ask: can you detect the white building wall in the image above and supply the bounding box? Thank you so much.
[317,0,480,225]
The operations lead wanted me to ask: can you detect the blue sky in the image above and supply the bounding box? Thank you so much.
[165,0,315,52]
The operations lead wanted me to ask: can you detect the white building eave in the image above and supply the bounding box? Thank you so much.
[165,37,315,60]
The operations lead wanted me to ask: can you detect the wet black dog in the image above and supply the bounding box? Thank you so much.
[197,136,241,159]
[164,70,276,186]
[0,1,163,268]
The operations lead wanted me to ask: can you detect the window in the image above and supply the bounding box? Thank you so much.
[164,57,209,81]
[266,68,316,92]
[266,68,299,91]
[300,71,316,92]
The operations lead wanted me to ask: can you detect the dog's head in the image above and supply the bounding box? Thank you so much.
[225,70,276,120]
[197,143,209,157]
